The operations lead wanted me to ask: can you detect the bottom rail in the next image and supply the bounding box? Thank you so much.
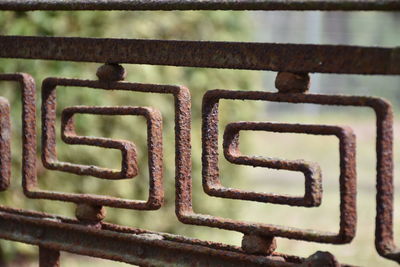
[0,208,303,267]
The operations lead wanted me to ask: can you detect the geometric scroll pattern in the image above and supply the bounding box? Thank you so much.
[186,89,396,258]
[0,4,398,262]
[36,77,188,210]
[0,73,36,195]
[60,106,141,180]
[0,73,398,264]
[222,121,355,208]
[179,90,358,244]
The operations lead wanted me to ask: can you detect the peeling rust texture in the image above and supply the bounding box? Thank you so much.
[0,97,11,191]
[0,0,399,11]
[175,89,397,262]
[0,207,299,267]
[39,246,60,267]
[0,73,36,194]
[60,105,163,209]
[0,16,398,264]
[37,78,174,210]
[222,122,357,209]
[61,106,140,180]
[179,90,357,244]
[0,36,399,75]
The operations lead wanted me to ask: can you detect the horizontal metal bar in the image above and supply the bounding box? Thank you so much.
[0,36,399,75]
[0,209,294,267]
[0,0,399,11]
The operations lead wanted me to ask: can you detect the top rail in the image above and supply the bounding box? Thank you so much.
[0,36,399,75]
[0,0,399,11]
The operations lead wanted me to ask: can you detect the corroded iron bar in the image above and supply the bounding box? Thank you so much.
[38,78,166,210]
[60,106,139,180]
[0,73,37,193]
[0,97,11,191]
[0,0,399,11]
[190,89,397,262]
[191,90,358,244]
[0,210,295,267]
[0,36,399,75]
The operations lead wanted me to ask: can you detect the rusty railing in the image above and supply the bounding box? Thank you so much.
[0,1,399,266]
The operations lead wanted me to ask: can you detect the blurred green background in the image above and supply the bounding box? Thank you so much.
[0,10,399,267]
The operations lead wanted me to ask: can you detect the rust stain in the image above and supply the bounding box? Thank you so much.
[0,36,399,75]
[37,78,168,210]
[176,89,358,244]
[0,97,11,191]
[0,73,37,194]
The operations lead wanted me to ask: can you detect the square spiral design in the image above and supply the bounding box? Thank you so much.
[28,77,190,210]
[178,89,358,244]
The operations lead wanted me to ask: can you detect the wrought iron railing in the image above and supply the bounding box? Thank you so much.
[0,1,399,266]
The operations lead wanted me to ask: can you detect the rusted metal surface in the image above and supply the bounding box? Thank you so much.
[0,73,37,196]
[0,5,398,265]
[0,0,399,11]
[222,122,357,210]
[0,207,299,267]
[96,63,126,81]
[0,97,11,191]
[176,89,396,262]
[300,251,340,267]
[0,69,396,265]
[39,78,168,210]
[275,72,310,94]
[0,36,399,75]
[176,90,358,244]
[75,203,106,223]
[61,106,139,180]
[241,234,277,255]
[223,122,323,207]
[39,246,60,267]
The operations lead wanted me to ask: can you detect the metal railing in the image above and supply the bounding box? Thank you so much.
[0,1,399,266]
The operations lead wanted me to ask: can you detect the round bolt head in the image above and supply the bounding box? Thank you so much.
[301,251,339,267]
[275,72,310,93]
[75,203,106,222]
[242,234,277,255]
[96,64,126,81]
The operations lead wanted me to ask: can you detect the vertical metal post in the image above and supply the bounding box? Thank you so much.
[39,246,60,267]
